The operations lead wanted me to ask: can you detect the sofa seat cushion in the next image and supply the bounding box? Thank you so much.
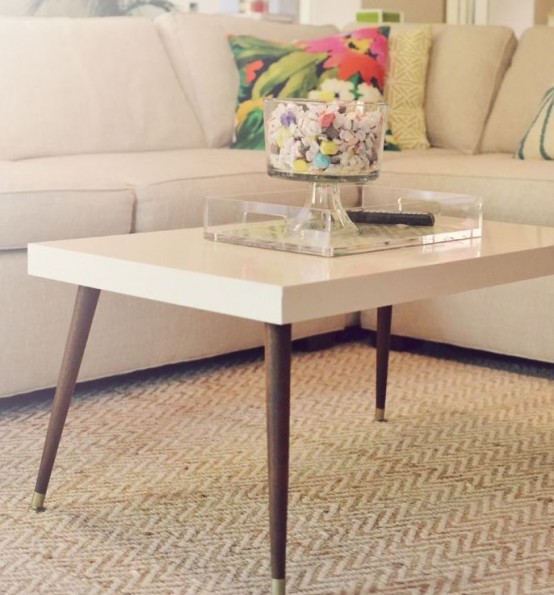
[0,149,350,244]
[0,17,206,160]
[0,156,137,250]
[36,148,317,233]
[379,148,554,226]
[155,12,337,148]
[131,148,353,232]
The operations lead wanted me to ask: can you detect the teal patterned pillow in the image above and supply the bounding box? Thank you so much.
[516,86,554,160]
[228,28,400,151]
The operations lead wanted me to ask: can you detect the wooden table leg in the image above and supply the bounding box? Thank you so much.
[31,286,100,511]
[264,323,291,595]
[375,305,393,422]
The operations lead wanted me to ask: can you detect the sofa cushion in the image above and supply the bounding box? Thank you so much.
[155,12,337,149]
[0,148,336,237]
[228,28,396,151]
[0,17,205,160]
[385,25,432,150]
[77,148,354,232]
[482,27,554,154]
[0,188,135,250]
[379,148,554,226]
[425,25,516,154]
[0,154,139,249]
[0,149,303,247]
[132,149,337,232]
[516,85,554,160]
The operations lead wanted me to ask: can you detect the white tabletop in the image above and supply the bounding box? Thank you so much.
[28,222,554,325]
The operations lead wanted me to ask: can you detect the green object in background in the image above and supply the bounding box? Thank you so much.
[356,10,403,24]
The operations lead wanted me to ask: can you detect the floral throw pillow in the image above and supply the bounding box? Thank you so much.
[229,28,399,151]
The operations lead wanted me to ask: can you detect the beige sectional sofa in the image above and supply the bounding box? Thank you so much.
[368,24,554,362]
[0,13,552,399]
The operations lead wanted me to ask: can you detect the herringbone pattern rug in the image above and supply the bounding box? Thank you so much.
[1,339,553,594]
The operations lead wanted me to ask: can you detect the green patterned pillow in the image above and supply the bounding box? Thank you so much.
[228,28,399,151]
[516,86,554,160]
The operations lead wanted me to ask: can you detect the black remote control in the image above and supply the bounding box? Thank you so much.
[346,209,435,226]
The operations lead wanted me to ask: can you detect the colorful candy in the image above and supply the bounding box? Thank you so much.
[292,159,309,173]
[314,153,331,169]
[265,99,386,178]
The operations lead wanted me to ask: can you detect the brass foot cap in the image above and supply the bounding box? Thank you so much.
[272,578,286,595]
[31,492,46,512]
[375,408,387,422]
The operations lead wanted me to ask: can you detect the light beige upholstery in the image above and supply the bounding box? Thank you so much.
[1,250,346,398]
[0,189,134,250]
[362,146,554,362]
[0,17,205,160]
[361,276,554,363]
[482,26,554,153]
[424,25,517,154]
[379,149,554,225]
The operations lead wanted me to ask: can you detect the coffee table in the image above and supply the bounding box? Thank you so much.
[27,221,554,594]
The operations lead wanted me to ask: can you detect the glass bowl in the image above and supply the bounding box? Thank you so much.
[264,97,388,184]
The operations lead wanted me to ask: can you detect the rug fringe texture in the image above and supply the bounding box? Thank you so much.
[1,340,553,594]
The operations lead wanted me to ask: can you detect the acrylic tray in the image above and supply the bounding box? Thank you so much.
[203,186,483,258]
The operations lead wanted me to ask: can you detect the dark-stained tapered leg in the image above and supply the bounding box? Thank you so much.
[375,305,393,422]
[264,323,292,595]
[31,286,101,511]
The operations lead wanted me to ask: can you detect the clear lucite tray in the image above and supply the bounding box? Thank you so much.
[204,186,483,257]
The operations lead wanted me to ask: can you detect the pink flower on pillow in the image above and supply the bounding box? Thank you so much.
[297,28,388,89]
[350,27,388,62]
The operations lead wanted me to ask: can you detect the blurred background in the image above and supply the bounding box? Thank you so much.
[0,1,550,37]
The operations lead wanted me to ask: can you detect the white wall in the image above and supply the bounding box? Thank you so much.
[172,0,222,12]
[268,0,298,20]
[488,0,535,37]
[299,0,363,27]
[447,0,554,36]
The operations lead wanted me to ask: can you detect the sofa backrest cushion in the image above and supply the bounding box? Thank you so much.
[155,13,338,148]
[0,17,206,160]
[482,27,554,154]
[424,24,516,154]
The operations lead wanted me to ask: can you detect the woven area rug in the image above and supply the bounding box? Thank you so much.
[1,339,553,594]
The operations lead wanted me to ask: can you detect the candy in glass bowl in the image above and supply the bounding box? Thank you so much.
[264,98,388,235]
